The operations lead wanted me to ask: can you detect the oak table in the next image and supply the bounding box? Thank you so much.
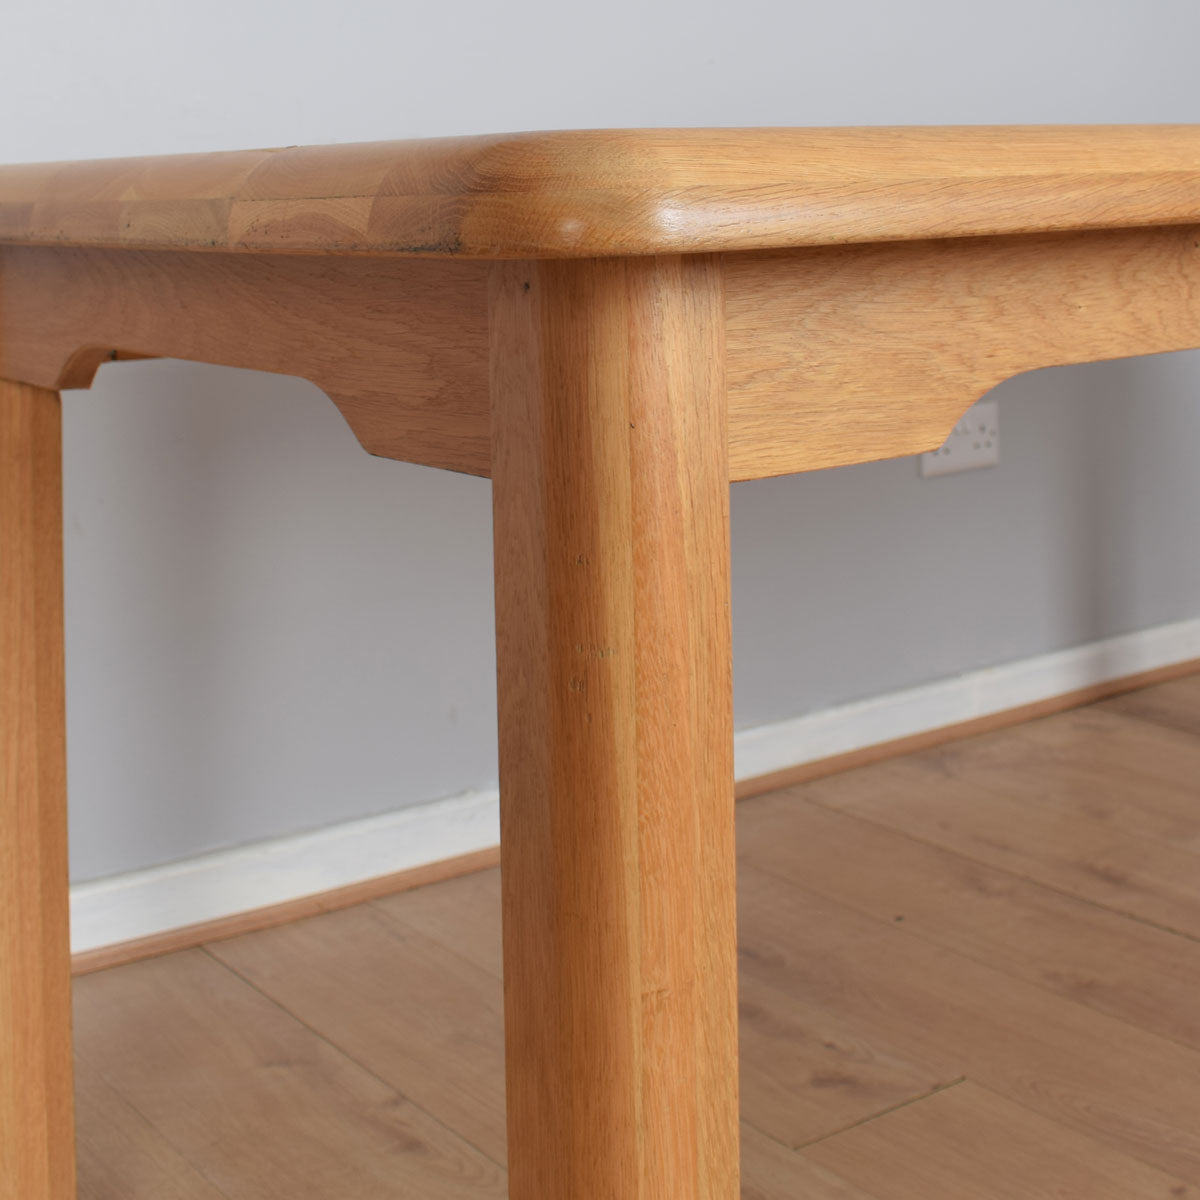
[5,126,1200,1199]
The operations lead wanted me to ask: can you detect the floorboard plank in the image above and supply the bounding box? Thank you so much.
[741,791,1200,1048]
[373,868,504,981]
[853,705,1200,853]
[737,970,961,1148]
[73,949,506,1199]
[738,863,1200,1185]
[1101,673,1200,738]
[798,752,1200,936]
[225,863,961,1158]
[207,903,510,1166]
[740,1125,882,1200]
[75,1067,229,1200]
[804,1081,1195,1199]
[945,706,1200,850]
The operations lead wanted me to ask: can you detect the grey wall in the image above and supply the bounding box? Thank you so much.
[5,0,1200,882]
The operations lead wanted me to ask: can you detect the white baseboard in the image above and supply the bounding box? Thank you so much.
[69,788,501,955]
[733,615,1200,782]
[70,615,1200,954]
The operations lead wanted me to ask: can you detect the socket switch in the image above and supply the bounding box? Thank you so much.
[919,400,999,478]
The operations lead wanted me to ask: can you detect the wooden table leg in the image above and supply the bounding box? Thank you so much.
[1,380,76,1199]
[490,257,739,1199]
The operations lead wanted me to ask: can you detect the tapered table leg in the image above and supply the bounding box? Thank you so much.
[0,380,76,1199]
[490,256,739,1199]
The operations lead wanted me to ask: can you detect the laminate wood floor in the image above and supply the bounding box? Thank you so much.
[74,673,1200,1198]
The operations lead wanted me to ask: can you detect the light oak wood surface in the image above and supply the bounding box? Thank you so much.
[489,255,738,1199]
[5,127,1200,259]
[0,245,491,475]
[724,224,1200,476]
[8,128,1200,481]
[14,221,1200,479]
[0,380,75,1200]
[7,125,1200,1200]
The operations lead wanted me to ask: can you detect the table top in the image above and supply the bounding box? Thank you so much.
[2,126,1200,260]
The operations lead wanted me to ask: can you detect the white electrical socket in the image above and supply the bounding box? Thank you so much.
[919,400,999,478]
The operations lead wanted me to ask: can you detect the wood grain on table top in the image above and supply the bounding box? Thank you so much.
[4,126,1200,259]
